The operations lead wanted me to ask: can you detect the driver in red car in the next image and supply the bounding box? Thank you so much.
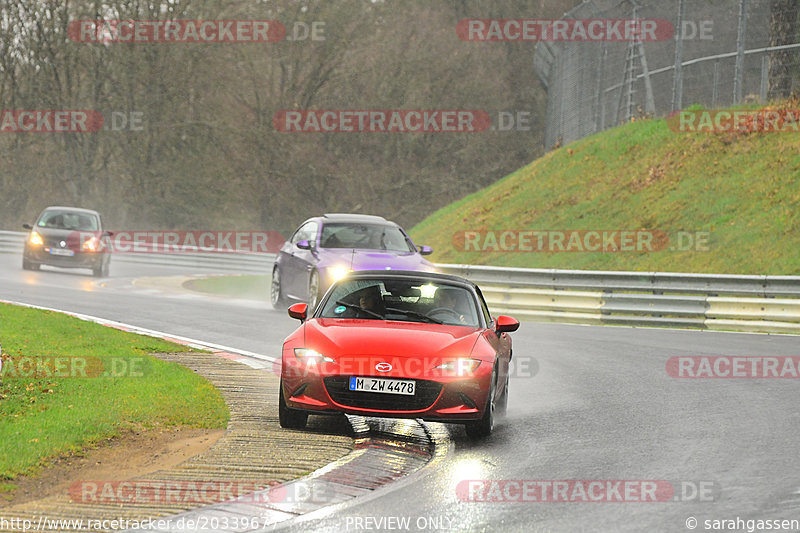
[434,287,468,324]
[359,286,385,316]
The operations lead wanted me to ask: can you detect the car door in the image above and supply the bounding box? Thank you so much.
[282,221,319,298]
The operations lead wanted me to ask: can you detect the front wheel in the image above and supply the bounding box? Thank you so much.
[271,266,287,310]
[93,261,109,278]
[22,258,40,271]
[465,367,497,439]
[307,270,321,311]
[496,372,509,417]
[278,381,308,429]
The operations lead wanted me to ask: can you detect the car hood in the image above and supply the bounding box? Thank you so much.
[318,248,434,271]
[304,319,484,361]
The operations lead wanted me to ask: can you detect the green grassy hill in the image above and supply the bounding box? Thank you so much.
[410,104,800,275]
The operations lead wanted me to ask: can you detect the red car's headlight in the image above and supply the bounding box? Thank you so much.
[294,348,335,364]
[434,358,482,376]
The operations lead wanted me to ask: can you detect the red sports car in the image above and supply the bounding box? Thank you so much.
[278,270,519,438]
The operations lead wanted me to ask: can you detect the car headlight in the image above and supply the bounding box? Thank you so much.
[434,358,482,376]
[81,236,100,252]
[28,231,43,246]
[327,265,352,282]
[294,348,335,364]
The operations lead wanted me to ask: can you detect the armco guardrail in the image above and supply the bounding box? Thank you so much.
[2,231,799,333]
[435,264,800,334]
[0,230,273,273]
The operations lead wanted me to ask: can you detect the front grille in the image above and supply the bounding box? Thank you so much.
[324,376,442,411]
[45,237,69,248]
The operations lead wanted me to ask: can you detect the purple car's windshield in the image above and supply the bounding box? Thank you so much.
[319,278,480,327]
[319,223,414,252]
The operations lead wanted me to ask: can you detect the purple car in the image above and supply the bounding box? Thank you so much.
[271,214,435,310]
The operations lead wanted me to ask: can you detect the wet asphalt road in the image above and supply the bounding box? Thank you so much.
[1,252,799,533]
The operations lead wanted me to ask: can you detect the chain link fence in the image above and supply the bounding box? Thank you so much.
[534,0,800,147]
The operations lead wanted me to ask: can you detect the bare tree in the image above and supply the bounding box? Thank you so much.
[769,0,800,99]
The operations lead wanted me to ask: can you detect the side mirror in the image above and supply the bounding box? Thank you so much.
[22,223,32,230]
[288,303,308,322]
[419,245,433,256]
[495,315,520,334]
[296,240,311,250]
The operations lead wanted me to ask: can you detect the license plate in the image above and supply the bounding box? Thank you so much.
[348,376,415,396]
[48,248,74,256]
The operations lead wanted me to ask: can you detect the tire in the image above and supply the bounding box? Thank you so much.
[465,367,497,439]
[92,261,109,278]
[22,258,39,271]
[307,270,321,311]
[278,381,308,429]
[496,372,509,418]
[271,266,287,310]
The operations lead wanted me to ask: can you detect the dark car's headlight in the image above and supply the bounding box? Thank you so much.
[81,236,100,252]
[28,231,43,246]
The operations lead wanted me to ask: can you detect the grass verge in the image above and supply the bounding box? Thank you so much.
[183,275,268,301]
[411,103,800,274]
[0,303,229,480]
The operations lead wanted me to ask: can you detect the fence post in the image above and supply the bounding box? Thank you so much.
[671,0,686,111]
[734,0,748,104]
[593,41,608,133]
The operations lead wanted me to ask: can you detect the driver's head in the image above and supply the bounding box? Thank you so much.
[435,288,462,310]
[358,285,383,312]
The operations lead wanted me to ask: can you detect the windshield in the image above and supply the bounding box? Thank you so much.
[319,223,414,252]
[319,278,480,327]
[37,211,99,231]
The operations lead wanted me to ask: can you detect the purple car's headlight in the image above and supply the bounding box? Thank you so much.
[325,265,352,283]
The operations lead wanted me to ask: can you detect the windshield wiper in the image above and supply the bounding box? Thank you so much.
[335,300,384,320]
[384,306,443,324]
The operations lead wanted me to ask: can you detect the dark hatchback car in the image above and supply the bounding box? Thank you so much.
[22,206,112,277]
[271,214,435,310]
